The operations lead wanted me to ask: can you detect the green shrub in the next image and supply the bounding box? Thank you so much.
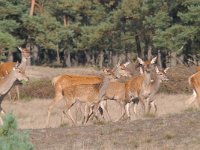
[0,113,34,150]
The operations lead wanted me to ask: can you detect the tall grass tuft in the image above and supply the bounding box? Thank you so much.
[0,113,34,150]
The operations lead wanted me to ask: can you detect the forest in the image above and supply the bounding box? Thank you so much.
[0,0,199,68]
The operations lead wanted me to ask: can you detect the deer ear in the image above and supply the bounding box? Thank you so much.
[151,56,157,64]
[18,47,22,52]
[137,57,144,65]
[123,61,130,67]
[139,67,144,74]
[155,66,159,73]
[164,67,169,73]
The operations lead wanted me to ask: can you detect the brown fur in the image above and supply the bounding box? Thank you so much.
[187,71,200,105]
[196,66,200,72]
[46,74,107,126]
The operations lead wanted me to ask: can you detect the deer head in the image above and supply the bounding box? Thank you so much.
[13,63,29,83]
[155,66,169,81]
[103,61,132,79]
[18,47,31,59]
[137,56,157,73]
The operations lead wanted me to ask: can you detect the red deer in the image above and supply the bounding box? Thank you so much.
[46,61,131,126]
[0,47,30,100]
[96,57,157,121]
[140,66,169,113]
[186,71,200,106]
[46,74,113,126]
[0,63,29,124]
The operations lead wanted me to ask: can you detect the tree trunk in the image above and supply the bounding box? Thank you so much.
[29,0,35,16]
[84,51,91,65]
[170,52,177,67]
[135,34,143,59]
[111,52,118,67]
[91,53,95,66]
[26,43,37,65]
[98,50,104,68]
[157,50,162,68]
[63,50,71,67]
[147,32,153,60]
[56,47,60,64]
[147,45,152,60]
[63,15,68,27]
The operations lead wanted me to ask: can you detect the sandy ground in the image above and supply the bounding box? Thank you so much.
[2,93,191,129]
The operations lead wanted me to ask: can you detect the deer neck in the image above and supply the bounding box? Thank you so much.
[0,71,17,96]
[18,57,27,72]
[150,73,162,94]
[98,76,111,99]
[143,71,152,86]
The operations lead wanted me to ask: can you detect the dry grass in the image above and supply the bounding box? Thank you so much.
[2,93,192,129]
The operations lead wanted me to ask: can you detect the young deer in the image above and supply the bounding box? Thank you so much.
[143,67,169,113]
[0,63,29,124]
[0,47,30,100]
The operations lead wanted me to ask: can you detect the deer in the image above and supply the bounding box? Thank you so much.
[46,61,132,126]
[46,74,114,126]
[186,71,200,106]
[0,63,29,124]
[103,61,132,78]
[91,57,157,122]
[0,47,30,100]
[139,66,169,113]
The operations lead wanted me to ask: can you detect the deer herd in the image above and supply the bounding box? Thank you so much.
[0,48,199,127]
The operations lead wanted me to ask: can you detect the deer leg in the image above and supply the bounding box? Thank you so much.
[87,103,102,122]
[125,103,131,119]
[81,104,90,124]
[147,98,151,113]
[131,98,139,116]
[16,85,20,101]
[99,100,111,121]
[115,102,126,122]
[8,92,12,101]
[0,106,6,125]
[185,90,197,106]
[150,101,157,113]
[46,94,63,127]
[139,97,146,114]
[62,100,77,126]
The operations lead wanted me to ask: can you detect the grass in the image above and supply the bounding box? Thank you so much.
[93,120,105,126]
[60,123,68,128]
[143,112,156,118]
[184,107,200,113]
[164,132,175,140]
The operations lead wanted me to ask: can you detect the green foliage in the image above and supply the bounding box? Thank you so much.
[0,0,199,64]
[0,113,33,150]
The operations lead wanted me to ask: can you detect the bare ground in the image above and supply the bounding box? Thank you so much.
[2,66,200,149]
[3,94,200,150]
